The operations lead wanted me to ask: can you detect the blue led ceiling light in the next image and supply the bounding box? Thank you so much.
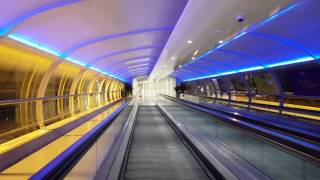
[265,56,314,68]
[8,33,61,56]
[0,0,82,36]
[8,33,127,82]
[183,56,316,82]
[65,57,87,67]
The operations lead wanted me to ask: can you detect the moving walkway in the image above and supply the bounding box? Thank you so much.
[24,96,320,180]
[161,94,320,159]
[2,95,320,179]
[31,101,218,180]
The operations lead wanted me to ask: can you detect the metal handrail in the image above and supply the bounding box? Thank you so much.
[29,97,134,180]
[0,91,122,106]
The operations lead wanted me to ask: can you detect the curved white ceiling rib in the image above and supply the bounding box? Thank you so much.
[0,0,82,36]
[106,58,157,73]
[61,27,173,58]
[2,0,189,81]
[103,55,159,67]
[88,44,165,66]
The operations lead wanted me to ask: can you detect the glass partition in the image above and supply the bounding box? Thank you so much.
[0,43,125,144]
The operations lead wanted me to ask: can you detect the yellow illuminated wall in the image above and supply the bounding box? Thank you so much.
[0,42,124,143]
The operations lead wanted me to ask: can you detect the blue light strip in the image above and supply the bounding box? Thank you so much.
[8,33,127,82]
[183,56,315,82]
[8,33,60,56]
[265,56,314,68]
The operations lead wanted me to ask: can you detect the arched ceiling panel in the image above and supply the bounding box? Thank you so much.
[207,50,260,69]
[92,49,158,67]
[70,31,170,63]
[0,0,76,35]
[88,44,164,66]
[224,33,310,66]
[3,0,188,81]
[97,55,158,68]
[255,0,320,57]
[10,0,185,51]
[173,0,320,82]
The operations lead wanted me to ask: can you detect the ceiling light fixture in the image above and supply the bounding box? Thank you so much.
[193,49,199,56]
[187,40,192,44]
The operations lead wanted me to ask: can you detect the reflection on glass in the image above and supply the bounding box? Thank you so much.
[0,43,124,144]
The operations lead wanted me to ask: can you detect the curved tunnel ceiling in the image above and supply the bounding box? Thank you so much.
[3,0,319,83]
[0,0,189,82]
[161,0,320,82]
[150,0,320,82]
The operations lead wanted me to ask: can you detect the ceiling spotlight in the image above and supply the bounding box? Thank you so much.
[179,65,182,68]
[170,57,175,60]
[218,40,224,44]
[187,40,192,44]
[193,49,199,56]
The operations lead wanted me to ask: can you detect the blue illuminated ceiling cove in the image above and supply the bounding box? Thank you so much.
[1,0,189,82]
[174,0,320,82]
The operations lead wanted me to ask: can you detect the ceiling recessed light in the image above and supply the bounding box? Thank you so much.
[179,65,182,68]
[170,57,175,60]
[218,40,224,44]
[187,40,192,44]
[193,49,199,56]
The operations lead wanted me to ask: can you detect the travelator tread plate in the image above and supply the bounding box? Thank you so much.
[124,106,210,180]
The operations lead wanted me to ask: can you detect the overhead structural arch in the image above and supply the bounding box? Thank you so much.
[0,0,82,36]
[101,55,159,69]
[106,61,156,74]
[88,44,165,67]
[216,49,265,67]
[248,31,317,60]
[60,27,173,58]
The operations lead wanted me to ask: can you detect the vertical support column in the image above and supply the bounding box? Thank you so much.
[57,70,70,119]
[269,70,284,113]
[88,76,99,108]
[36,60,62,128]
[245,74,253,109]
[116,81,121,99]
[98,79,106,106]
[108,80,115,102]
[69,70,85,115]
[77,71,87,111]
[105,79,112,103]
